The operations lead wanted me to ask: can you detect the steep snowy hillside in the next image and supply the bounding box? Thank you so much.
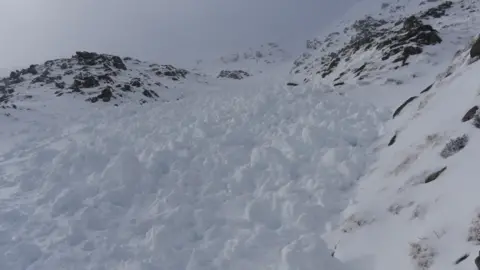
[291,0,479,106]
[317,1,480,270]
[192,42,292,77]
[3,0,480,269]
[326,36,480,270]
[0,47,390,268]
[0,51,208,119]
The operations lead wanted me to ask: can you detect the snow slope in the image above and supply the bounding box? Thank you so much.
[3,0,480,269]
[319,1,480,270]
[192,42,292,77]
[0,60,388,269]
[325,38,480,270]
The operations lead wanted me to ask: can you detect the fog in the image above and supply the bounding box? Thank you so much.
[0,0,357,72]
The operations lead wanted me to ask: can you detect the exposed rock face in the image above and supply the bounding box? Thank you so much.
[291,0,453,84]
[153,65,189,81]
[217,70,251,80]
[470,38,480,58]
[75,51,127,70]
[73,72,100,89]
[0,51,196,111]
[420,1,453,19]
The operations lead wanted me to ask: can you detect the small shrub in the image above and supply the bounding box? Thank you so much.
[440,135,469,158]
[409,240,436,270]
[467,213,480,244]
[388,133,397,146]
[473,113,480,128]
[411,204,428,220]
[424,167,447,184]
[393,96,418,118]
[454,253,469,265]
[420,83,434,94]
[341,214,374,233]
[462,106,478,122]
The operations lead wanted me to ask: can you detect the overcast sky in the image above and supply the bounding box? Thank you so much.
[0,0,357,71]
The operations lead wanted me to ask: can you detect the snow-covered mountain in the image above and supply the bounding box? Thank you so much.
[192,42,292,76]
[1,0,480,269]
[0,51,211,117]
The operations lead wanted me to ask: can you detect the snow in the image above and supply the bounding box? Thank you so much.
[0,65,387,269]
[3,0,480,269]
[322,4,480,270]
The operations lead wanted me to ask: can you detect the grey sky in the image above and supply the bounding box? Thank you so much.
[0,0,356,71]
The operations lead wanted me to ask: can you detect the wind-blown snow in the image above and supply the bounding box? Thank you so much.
[0,70,387,269]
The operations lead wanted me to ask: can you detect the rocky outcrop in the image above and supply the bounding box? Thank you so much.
[0,51,196,112]
[217,70,251,80]
[153,65,189,81]
[292,1,452,84]
[75,51,127,70]
[470,38,480,58]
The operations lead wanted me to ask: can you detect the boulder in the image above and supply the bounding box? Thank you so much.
[471,37,480,58]
[218,70,251,80]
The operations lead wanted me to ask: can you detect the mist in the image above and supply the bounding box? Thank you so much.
[0,0,357,72]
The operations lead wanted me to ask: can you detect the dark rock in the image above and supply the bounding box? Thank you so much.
[287,82,299,86]
[103,64,113,72]
[155,65,189,80]
[440,135,468,158]
[420,83,434,94]
[394,46,423,65]
[218,70,251,80]
[32,70,56,84]
[142,89,158,98]
[353,63,367,76]
[55,81,66,89]
[8,71,24,84]
[403,16,422,31]
[122,84,132,92]
[98,86,113,102]
[471,38,480,58]
[420,1,453,19]
[97,74,114,84]
[130,78,142,87]
[112,56,127,70]
[64,70,74,76]
[76,51,98,60]
[24,65,38,75]
[73,73,99,88]
[45,75,62,84]
[475,252,480,270]
[333,82,345,86]
[424,166,447,183]
[76,51,99,66]
[393,96,418,118]
[60,63,68,70]
[454,253,469,265]
[44,60,55,67]
[462,106,479,122]
[473,114,480,129]
[388,134,397,146]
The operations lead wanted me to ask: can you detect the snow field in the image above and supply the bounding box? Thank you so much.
[0,79,387,269]
[324,45,480,270]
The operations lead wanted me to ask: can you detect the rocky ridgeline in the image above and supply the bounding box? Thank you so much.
[0,51,193,111]
[291,0,473,85]
[219,42,289,65]
[217,70,251,80]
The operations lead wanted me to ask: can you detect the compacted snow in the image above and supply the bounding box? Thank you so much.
[4,0,480,269]
[0,70,387,269]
